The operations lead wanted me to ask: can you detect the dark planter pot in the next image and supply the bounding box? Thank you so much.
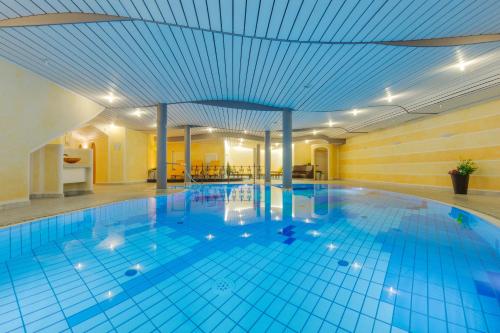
[450,174,469,194]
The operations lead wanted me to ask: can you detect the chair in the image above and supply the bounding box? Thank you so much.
[191,160,204,178]
[207,160,221,178]
[170,160,184,179]
[292,165,314,178]
[271,167,283,178]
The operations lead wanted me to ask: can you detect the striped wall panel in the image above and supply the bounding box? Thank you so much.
[339,99,500,191]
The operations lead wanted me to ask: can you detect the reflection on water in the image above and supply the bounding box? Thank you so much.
[178,184,339,226]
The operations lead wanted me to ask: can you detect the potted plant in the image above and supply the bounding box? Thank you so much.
[448,159,477,194]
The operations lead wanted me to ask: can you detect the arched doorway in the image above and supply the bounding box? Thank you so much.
[313,147,328,180]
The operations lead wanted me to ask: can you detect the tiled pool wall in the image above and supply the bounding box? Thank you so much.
[0,197,159,263]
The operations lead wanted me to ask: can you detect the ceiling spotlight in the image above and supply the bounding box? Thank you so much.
[105,93,116,103]
[312,130,318,135]
[109,122,117,130]
[328,121,335,127]
[385,89,393,103]
[133,108,143,117]
[151,123,157,128]
[239,138,244,143]
[244,130,248,134]
[352,109,359,116]
[458,60,466,72]
[207,127,213,133]
[305,140,310,144]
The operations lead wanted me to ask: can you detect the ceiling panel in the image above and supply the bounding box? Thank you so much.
[0,0,499,138]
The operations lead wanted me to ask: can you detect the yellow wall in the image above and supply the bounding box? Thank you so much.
[148,135,226,173]
[90,127,149,183]
[0,58,103,207]
[92,135,109,183]
[126,128,148,181]
[339,99,500,191]
[107,126,126,183]
[293,142,312,165]
[30,144,64,196]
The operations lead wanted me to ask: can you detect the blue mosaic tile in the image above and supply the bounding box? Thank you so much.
[0,184,498,333]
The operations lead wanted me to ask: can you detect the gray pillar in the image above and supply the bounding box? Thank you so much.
[282,110,292,189]
[265,130,271,184]
[256,144,261,179]
[156,103,167,189]
[184,126,191,184]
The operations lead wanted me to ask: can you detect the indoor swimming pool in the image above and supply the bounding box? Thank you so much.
[0,184,499,332]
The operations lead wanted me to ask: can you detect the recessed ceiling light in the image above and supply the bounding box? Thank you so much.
[244,130,248,134]
[305,140,310,144]
[312,130,318,135]
[352,109,360,116]
[105,93,116,103]
[207,127,213,133]
[328,121,335,127]
[458,60,466,71]
[133,108,143,117]
[385,89,393,103]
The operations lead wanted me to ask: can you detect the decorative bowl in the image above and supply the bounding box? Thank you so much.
[64,157,81,164]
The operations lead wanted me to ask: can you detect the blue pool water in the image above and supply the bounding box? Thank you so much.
[0,184,499,332]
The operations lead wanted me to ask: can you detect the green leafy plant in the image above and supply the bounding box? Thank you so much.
[448,159,477,176]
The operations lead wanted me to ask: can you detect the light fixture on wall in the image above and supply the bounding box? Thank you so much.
[82,142,89,149]
[305,140,310,144]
